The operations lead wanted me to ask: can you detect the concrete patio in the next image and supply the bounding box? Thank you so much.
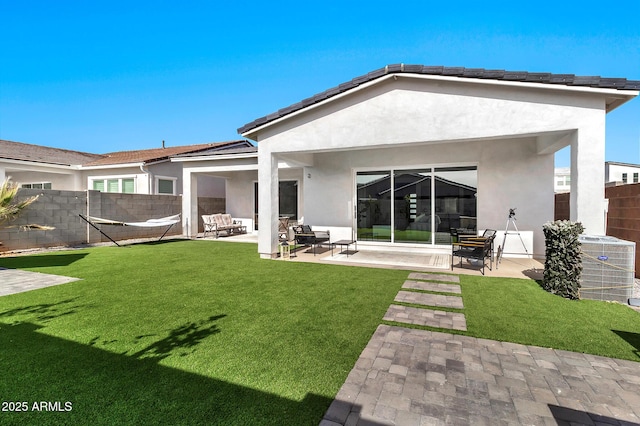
[203,232,545,280]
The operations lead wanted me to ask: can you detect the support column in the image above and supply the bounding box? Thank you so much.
[182,169,199,238]
[0,167,5,182]
[258,151,279,258]
[570,124,606,235]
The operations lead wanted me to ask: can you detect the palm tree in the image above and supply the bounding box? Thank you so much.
[0,178,40,226]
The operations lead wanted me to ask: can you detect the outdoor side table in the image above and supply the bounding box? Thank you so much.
[331,240,357,257]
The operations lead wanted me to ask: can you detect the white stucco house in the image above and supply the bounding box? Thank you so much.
[554,167,572,193]
[555,161,640,193]
[227,64,639,259]
[604,161,640,185]
[0,139,253,197]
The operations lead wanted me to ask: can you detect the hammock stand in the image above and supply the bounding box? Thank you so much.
[79,213,181,247]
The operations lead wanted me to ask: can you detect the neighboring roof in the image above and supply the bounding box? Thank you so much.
[0,139,103,166]
[1,139,255,168]
[172,142,256,158]
[605,161,640,168]
[238,64,640,135]
[82,140,252,166]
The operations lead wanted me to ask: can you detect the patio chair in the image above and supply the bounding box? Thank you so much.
[293,225,330,255]
[202,214,247,238]
[451,230,496,275]
[278,217,290,242]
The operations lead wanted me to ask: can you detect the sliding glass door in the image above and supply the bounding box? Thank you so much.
[356,167,477,245]
[394,169,432,243]
[356,171,391,242]
[434,167,478,243]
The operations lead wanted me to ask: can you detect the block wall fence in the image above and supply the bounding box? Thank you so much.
[555,184,640,278]
[0,189,225,252]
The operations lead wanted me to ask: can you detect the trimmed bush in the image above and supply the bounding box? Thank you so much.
[542,220,584,300]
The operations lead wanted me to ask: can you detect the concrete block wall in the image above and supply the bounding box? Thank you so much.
[0,189,186,252]
[605,183,640,278]
[0,189,87,251]
[554,192,570,221]
[555,186,640,278]
[87,191,182,243]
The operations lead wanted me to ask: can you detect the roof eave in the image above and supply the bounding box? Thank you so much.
[240,73,639,139]
[80,162,145,170]
[0,157,84,169]
[171,152,258,163]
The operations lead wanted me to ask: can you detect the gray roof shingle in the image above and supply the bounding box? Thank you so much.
[238,64,640,135]
[0,139,103,166]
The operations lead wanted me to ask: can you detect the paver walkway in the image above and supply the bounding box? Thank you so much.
[383,305,467,331]
[402,280,461,294]
[407,273,460,283]
[0,267,80,296]
[394,291,464,309]
[321,325,640,426]
[321,271,640,425]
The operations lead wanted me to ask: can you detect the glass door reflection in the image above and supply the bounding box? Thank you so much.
[356,171,391,242]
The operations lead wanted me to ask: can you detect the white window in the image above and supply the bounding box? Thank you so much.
[21,182,52,189]
[155,176,176,195]
[91,177,136,193]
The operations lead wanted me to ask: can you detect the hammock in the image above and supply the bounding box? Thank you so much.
[79,214,181,246]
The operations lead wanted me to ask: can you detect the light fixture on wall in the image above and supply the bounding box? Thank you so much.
[307,173,311,179]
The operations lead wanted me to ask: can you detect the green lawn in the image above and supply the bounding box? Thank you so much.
[0,240,639,425]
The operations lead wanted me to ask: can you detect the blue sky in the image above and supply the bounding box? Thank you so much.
[1,1,639,167]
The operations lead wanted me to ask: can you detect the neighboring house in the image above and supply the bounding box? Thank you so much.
[555,162,640,192]
[233,64,639,259]
[0,139,103,190]
[605,161,640,185]
[0,139,253,198]
[554,167,571,193]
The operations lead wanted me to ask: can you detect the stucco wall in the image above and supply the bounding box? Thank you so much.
[606,164,640,184]
[255,75,600,257]
[82,167,149,193]
[197,175,225,198]
[302,137,552,256]
[7,171,81,191]
[225,170,256,222]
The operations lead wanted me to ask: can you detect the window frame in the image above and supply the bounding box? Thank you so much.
[21,182,52,189]
[155,176,177,195]
[90,176,137,193]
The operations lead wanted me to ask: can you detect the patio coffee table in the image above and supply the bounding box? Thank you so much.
[331,240,357,257]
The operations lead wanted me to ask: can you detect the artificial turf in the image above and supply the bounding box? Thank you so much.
[0,240,639,425]
[0,240,407,425]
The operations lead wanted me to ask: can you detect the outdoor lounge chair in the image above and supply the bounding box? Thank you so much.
[451,229,496,275]
[202,214,246,238]
[292,225,330,255]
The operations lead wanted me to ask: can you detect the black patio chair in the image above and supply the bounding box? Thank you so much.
[451,230,496,275]
[293,225,330,255]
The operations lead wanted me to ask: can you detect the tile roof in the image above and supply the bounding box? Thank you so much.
[1,139,254,167]
[172,144,257,158]
[82,140,250,166]
[0,139,103,166]
[238,64,640,135]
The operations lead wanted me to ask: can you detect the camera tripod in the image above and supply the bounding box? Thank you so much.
[496,208,532,266]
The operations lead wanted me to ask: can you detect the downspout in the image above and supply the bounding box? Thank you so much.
[140,163,153,194]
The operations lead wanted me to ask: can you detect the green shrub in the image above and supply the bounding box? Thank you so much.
[542,220,584,300]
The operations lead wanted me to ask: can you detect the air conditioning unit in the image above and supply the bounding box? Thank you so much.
[579,235,635,303]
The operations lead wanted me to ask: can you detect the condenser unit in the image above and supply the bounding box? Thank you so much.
[579,235,635,303]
